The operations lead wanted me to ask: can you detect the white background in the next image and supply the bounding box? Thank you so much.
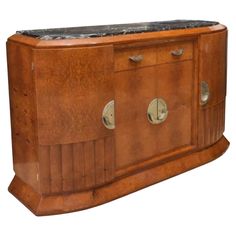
[0,0,235,235]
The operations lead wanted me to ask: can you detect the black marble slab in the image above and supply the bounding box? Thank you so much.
[17,20,219,40]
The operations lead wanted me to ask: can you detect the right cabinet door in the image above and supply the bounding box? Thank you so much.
[198,30,227,147]
[115,60,195,170]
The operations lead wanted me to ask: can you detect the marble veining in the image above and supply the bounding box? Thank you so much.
[17,20,219,40]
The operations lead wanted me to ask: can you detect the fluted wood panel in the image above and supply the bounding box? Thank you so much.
[39,137,115,194]
[73,143,85,191]
[50,145,62,193]
[61,144,74,192]
[198,101,225,148]
[38,146,51,194]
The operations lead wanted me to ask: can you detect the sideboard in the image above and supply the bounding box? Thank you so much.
[7,20,229,215]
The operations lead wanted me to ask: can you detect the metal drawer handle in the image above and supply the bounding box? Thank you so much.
[147,98,168,124]
[200,81,210,105]
[102,100,115,129]
[129,55,143,63]
[171,48,184,56]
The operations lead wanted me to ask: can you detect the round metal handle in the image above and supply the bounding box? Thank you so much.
[147,98,168,124]
[102,100,115,129]
[200,81,210,105]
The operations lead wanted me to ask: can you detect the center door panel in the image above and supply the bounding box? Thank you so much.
[115,57,194,170]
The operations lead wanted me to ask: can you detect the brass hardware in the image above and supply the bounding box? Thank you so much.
[102,100,115,129]
[171,48,184,56]
[200,81,210,105]
[147,98,168,124]
[129,55,143,63]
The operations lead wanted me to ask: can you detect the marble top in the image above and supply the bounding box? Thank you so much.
[17,20,219,40]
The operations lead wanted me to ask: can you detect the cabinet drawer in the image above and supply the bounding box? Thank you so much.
[157,41,193,64]
[114,47,156,71]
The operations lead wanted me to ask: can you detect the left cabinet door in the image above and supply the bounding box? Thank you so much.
[34,46,115,194]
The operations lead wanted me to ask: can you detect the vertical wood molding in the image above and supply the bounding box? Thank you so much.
[39,137,115,194]
[198,101,225,147]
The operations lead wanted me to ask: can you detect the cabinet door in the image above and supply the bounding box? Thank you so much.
[34,46,114,145]
[198,30,227,147]
[34,46,115,194]
[115,61,194,169]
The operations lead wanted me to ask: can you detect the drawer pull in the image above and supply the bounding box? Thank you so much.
[147,98,168,124]
[171,48,184,56]
[129,55,143,63]
[200,81,210,105]
[102,100,115,129]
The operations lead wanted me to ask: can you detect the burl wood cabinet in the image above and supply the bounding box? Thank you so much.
[7,20,229,215]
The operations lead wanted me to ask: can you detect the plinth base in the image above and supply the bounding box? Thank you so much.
[9,136,229,216]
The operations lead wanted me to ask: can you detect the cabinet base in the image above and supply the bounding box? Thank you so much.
[9,136,229,216]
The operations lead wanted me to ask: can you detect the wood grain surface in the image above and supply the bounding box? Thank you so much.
[7,24,229,215]
[9,136,229,216]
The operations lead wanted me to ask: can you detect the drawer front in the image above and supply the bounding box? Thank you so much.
[157,41,193,64]
[114,46,156,71]
[114,41,193,72]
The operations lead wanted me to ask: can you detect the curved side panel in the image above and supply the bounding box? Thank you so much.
[7,41,39,192]
[198,30,227,147]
